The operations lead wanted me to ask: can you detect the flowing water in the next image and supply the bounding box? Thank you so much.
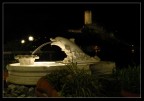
[32,42,51,55]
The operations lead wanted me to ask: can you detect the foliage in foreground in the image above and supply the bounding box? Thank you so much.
[112,65,140,94]
[43,63,141,97]
[45,62,104,97]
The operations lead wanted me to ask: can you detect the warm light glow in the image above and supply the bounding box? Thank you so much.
[21,40,25,44]
[9,62,65,66]
[28,36,34,41]
[132,49,135,53]
[84,10,92,25]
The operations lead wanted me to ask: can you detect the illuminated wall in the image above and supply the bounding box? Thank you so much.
[84,10,92,25]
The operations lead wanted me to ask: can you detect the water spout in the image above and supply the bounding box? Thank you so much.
[32,42,51,55]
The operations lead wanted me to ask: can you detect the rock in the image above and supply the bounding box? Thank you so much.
[29,87,34,92]
[13,90,21,95]
[8,84,16,90]
[27,87,35,96]
[18,85,26,90]
[19,94,26,97]
[3,84,37,97]
[11,93,18,97]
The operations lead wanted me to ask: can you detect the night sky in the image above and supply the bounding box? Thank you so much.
[3,2,140,46]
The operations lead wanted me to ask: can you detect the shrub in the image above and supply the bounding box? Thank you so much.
[112,65,140,94]
[44,62,103,97]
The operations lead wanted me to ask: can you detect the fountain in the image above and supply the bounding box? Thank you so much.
[6,36,115,85]
[6,62,66,85]
[32,42,52,55]
[6,41,66,85]
[50,37,100,63]
[14,55,39,65]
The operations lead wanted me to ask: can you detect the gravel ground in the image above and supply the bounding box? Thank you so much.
[3,83,37,98]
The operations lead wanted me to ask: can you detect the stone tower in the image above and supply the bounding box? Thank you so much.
[84,10,92,25]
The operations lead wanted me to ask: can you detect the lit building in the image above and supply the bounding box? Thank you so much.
[84,10,92,25]
[68,10,93,33]
[68,10,105,34]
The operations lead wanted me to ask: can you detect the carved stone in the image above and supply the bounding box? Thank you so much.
[50,36,100,63]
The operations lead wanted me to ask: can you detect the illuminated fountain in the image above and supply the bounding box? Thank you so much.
[50,36,100,63]
[6,62,66,85]
[6,36,114,85]
[14,55,39,65]
[6,41,66,85]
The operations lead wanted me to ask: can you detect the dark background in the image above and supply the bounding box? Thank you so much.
[3,3,140,45]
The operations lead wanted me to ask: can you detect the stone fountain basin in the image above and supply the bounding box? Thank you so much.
[7,62,65,71]
[6,62,90,85]
[6,62,66,85]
